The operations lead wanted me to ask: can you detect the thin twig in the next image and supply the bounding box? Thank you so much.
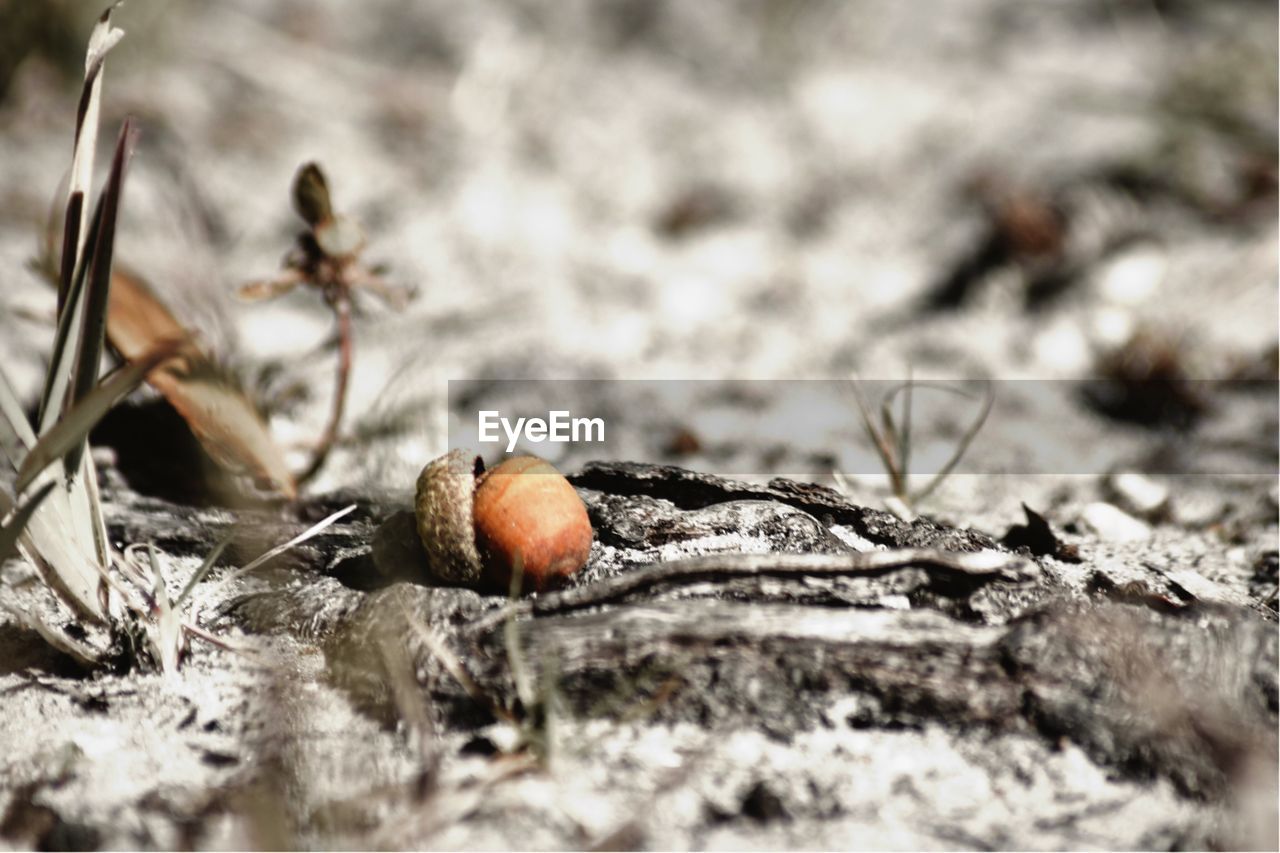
[471,549,1037,635]
[182,621,260,657]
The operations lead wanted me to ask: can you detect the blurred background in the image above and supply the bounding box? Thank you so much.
[0,0,1275,505]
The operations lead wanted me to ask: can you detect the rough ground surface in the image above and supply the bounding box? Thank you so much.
[0,1,1277,850]
[0,463,1276,849]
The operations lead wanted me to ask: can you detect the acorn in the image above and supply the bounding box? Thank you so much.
[414,450,593,593]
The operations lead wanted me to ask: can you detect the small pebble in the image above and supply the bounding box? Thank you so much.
[1106,472,1169,520]
[1171,491,1227,529]
[1033,321,1090,374]
[1080,502,1151,542]
[1096,242,1166,306]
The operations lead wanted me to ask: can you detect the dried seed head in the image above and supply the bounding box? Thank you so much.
[292,162,333,227]
[414,449,484,585]
[314,214,366,259]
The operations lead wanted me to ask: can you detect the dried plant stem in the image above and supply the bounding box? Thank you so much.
[911,380,994,503]
[298,294,352,485]
[249,162,406,490]
[849,377,902,498]
[846,376,995,510]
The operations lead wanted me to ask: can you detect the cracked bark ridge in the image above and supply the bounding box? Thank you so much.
[570,460,1001,553]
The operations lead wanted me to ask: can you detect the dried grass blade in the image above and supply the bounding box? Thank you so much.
[207,504,356,594]
[15,342,180,495]
[43,3,125,426]
[61,2,125,306]
[81,453,111,573]
[64,119,138,476]
[0,368,37,465]
[147,543,170,613]
[0,601,98,669]
[912,380,996,503]
[147,543,182,673]
[57,194,84,313]
[0,483,56,563]
[878,391,900,472]
[402,601,505,719]
[898,369,914,476]
[13,481,106,622]
[39,197,104,435]
[505,555,536,712]
[175,533,232,607]
[182,621,258,656]
[848,374,901,495]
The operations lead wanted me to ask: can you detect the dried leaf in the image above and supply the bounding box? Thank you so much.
[105,268,197,361]
[107,269,296,499]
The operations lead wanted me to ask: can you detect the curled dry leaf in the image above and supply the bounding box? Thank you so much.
[106,268,296,499]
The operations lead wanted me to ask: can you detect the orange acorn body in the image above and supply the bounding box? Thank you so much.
[473,457,593,592]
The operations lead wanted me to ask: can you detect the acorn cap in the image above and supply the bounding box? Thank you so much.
[414,449,484,584]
